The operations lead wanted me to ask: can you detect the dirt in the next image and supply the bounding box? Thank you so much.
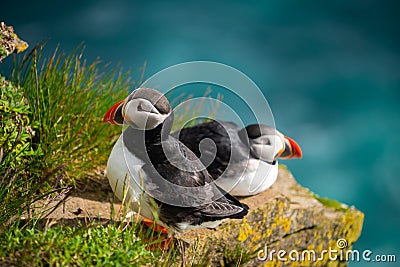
[30,167,126,227]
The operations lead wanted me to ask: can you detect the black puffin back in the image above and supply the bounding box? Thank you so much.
[172,120,228,177]
[173,120,251,178]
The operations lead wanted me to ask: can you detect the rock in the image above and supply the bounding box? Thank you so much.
[0,22,28,62]
[176,165,364,267]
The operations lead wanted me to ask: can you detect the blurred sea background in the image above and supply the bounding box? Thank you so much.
[1,0,399,265]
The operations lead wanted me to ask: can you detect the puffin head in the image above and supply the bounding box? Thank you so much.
[239,124,302,163]
[103,88,172,131]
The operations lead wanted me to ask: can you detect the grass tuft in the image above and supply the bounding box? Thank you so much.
[0,222,155,266]
[0,74,62,227]
[170,87,222,131]
[222,244,255,266]
[12,43,131,184]
[1,43,132,228]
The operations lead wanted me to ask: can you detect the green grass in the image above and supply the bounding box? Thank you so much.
[221,244,255,266]
[12,43,131,183]
[1,42,132,227]
[0,74,50,227]
[0,223,148,266]
[169,87,222,132]
[0,219,181,267]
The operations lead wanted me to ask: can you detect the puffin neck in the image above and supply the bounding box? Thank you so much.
[122,113,174,162]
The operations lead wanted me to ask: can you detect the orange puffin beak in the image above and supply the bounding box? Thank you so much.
[280,136,303,159]
[103,101,124,125]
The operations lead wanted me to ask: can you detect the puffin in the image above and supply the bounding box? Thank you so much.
[171,120,302,196]
[103,88,248,234]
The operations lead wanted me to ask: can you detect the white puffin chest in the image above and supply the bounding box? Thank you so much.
[106,135,154,220]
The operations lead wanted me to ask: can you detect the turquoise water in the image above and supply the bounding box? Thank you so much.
[2,0,399,265]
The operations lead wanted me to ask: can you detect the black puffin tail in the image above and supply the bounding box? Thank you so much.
[233,202,249,219]
[210,184,249,219]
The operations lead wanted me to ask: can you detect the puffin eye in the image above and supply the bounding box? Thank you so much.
[137,103,146,112]
[253,136,271,145]
[262,139,271,145]
[137,102,159,114]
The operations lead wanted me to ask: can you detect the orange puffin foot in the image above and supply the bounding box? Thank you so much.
[140,218,172,250]
[142,217,169,235]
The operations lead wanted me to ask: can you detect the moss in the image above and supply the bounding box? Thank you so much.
[314,195,349,212]
[222,244,254,266]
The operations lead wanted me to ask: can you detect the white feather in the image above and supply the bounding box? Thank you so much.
[215,159,278,196]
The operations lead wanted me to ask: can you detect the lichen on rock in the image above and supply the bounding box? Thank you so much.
[0,22,28,62]
[176,166,364,266]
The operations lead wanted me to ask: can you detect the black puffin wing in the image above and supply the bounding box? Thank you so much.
[141,160,219,207]
[144,161,207,187]
[142,161,248,223]
[142,134,248,215]
[159,136,211,173]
